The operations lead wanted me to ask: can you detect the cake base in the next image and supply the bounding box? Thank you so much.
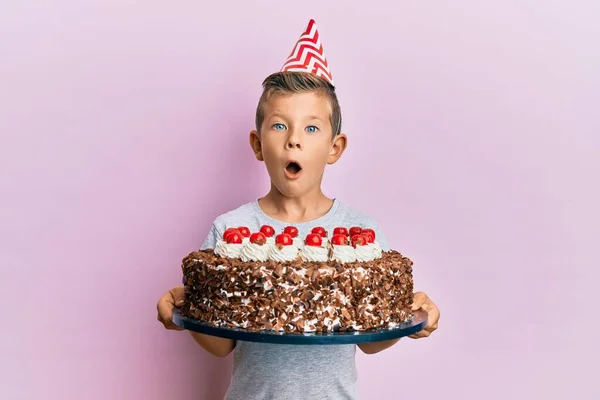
[172,308,427,345]
[181,249,414,334]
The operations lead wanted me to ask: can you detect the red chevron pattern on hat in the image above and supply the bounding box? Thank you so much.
[280,19,334,86]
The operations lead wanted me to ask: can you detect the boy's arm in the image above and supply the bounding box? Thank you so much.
[189,331,236,357]
[191,222,237,356]
[354,220,398,353]
[357,339,400,354]
[157,286,236,357]
[157,222,236,357]
[356,222,398,353]
[357,292,441,355]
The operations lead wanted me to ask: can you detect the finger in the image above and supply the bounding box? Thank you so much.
[420,303,439,332]
[426,322,438,332]
[157,294,179,329]
[411,292,427,311]
[409,329,426,338]
[171,286,186,306]
[427,306,440,327]
[408,329,430,339]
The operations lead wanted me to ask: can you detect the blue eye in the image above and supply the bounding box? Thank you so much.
[306,126,318,133]
[273,123,286,131]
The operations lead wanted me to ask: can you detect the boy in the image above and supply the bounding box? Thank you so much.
[156,19,440,399]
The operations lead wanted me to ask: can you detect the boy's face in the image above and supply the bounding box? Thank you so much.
[250,91,347,198]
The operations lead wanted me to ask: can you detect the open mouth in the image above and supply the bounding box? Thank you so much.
[285,161,302,177]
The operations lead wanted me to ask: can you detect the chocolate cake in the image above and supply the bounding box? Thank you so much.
[180,225,415,333]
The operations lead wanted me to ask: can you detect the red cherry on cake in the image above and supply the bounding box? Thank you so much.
[361,231,375,244]
[333,227,349,236]
[260,225,275,237]
[361,228,376,241]
[238,226,251,237]
[305,233,323,247]
[249,232,267,245]
[349,226,362,236]
[276,233,293,246]
[283,226,299,238]
[223,227,240,241]
[331,234,348,246]
[225,231,243,244]
[351,234,367,247]
[311,227,327,237]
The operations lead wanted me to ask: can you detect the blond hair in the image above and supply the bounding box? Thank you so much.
[255,71,342,137]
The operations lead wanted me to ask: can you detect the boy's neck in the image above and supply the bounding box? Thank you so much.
[258,185,334,223]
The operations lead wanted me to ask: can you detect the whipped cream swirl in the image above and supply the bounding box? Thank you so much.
[292,237,304,248]
[269,245,299,262]
[240,242,270,262]
[355,244,375,262]
[366,242,383,259]
[331,245,356,263]
[300,245,329,262]
[214,240,243,258]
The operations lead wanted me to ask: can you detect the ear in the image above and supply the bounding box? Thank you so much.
[327,133,348,165]
[249,130,263,161]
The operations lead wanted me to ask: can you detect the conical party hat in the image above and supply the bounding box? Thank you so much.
[280,19,334,86]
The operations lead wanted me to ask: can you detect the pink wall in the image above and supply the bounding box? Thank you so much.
[1,1,598,399]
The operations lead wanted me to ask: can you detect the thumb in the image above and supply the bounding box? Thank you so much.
[411,292,426,311]
[171,287,186,307]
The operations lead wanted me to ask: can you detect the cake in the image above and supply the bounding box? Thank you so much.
[180,225,415,333]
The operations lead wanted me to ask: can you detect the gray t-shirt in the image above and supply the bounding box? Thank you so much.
[200,199,390,400]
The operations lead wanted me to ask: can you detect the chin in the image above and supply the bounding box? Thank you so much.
[273,181,309,198]
[277,187,305,198]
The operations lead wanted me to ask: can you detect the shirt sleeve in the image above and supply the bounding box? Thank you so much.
[373,222,390,251]
[363,214,390,251]
[200,223,221,250]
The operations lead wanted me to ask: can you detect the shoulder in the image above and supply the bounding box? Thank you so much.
[200,201,257,249]
[333,200,390,250]
[211,202,257,235]
[334,200,382,227]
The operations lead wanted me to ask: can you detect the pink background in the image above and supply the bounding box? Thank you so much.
[1,1,598,399]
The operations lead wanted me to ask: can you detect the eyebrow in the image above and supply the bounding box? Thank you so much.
[268,114,324,121]
[266,113,325,124]
[267,114,287,121]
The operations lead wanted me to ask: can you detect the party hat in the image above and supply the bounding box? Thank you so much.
[280,19,334,86]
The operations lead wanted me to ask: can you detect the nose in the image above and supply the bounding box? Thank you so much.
[286,129,303,150]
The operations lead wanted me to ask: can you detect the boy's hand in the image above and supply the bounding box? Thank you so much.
[156,286,185,331]
[408,291,440,339]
